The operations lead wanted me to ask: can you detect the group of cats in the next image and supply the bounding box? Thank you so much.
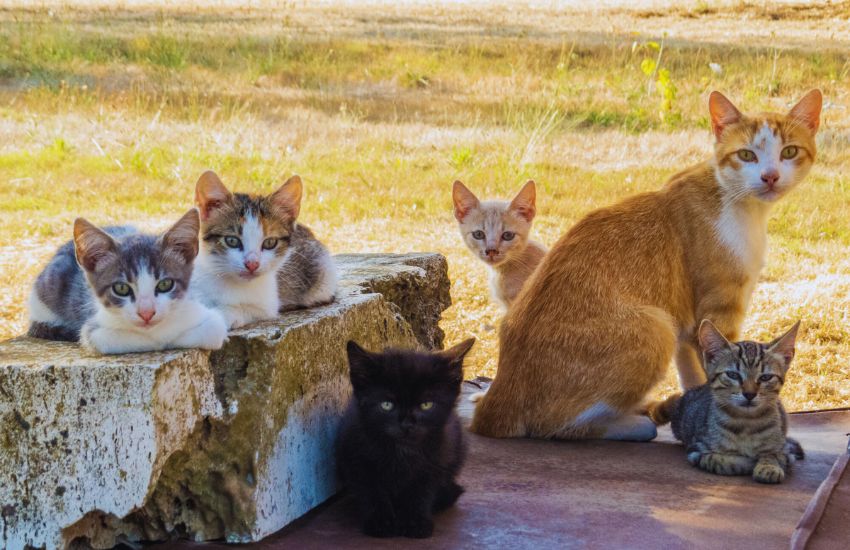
[26,89,822,538]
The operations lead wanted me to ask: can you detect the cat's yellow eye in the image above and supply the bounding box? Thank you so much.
[420,401,434,411]
[781,146,798,160]
[111,282,132,297]
[223,236,241,249]
[472,230,485,240]
[156,278,175,293]
[737,149,757,162]
[262,238,279,250]
[380,401,394,411]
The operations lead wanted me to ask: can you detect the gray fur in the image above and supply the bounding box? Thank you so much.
[277,224,335,310]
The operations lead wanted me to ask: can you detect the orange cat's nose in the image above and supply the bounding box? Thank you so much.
[485,249,498,258]
[761,170,779,189]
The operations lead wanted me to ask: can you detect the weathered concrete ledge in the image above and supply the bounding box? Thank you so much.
[0,253,451,550]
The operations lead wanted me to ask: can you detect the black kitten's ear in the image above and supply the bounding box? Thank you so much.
[346,341,377,387]
[768,321,800,371]
[698,320,731,367]
[439,338,476,371]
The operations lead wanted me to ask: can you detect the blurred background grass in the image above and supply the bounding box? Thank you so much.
[0,0,848,410]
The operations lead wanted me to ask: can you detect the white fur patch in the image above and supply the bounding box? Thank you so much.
[299,252,338,307]
[572,402,618,426]
[27,288,60,324]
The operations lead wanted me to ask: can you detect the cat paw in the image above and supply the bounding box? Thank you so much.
[402,516,434,539]
[753,462,785,484]
[362,515,396,538]
[698,453,752,476]
[433,482,464,512]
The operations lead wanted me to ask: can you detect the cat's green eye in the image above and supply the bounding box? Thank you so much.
[156,278,175,293]
[262,238,279,250]
[725,370,742,381]
[380,401,394,411]
[758,374,774,383]
[501,231,515,241]
[737,149,757,162]
[223,236,241,249]
[472,230,485,240]
[781,146,798,160]
[420,401,434,411]
[111,282,132,297]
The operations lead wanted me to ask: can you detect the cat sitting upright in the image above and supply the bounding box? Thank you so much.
[336,338,475,538]
[192,171,337,328]
[27,209,228,354]
[650,320,804,484]
[452,180,547,310]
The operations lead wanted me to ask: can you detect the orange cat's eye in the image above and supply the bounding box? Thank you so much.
[781,146,798,159]
[737,149,757,162]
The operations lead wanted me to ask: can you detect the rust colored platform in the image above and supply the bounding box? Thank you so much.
[172,388,850,550]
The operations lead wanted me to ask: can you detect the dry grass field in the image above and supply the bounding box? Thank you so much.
[0,1,848,411]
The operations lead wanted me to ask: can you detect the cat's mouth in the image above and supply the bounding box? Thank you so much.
[238,270,261,280]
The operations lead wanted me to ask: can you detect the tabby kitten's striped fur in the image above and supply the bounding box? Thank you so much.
[652,320,803,484]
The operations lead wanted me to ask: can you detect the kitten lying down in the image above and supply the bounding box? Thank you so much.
[28,210,228,354]
[650,320,804,484]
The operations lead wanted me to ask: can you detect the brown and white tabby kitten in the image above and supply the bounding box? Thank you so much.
[651,320,803,484]
[471,90,822,441]
[192,171,337,328]
[453,180,547,310]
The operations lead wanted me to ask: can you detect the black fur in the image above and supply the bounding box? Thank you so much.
[336,340,473,538]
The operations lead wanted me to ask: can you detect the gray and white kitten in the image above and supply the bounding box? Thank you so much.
[191,171,337,328]
[651,319,804,484]
[27,210,228,354]
[452,180,547,310]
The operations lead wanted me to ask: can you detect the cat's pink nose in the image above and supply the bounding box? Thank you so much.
[244,260,260,273]
[137,309,155,323]
[485,249,499,258]
[761,170,780,189]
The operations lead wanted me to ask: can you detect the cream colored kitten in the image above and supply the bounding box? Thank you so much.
[453,180,547,310]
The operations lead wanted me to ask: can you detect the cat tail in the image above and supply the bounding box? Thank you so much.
[646,393,681,426]
[27,322,79,342]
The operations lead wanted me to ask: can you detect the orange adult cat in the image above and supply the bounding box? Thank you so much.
[471,90,822,441]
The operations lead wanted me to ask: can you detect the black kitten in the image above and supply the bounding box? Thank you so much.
[336,338,475,538]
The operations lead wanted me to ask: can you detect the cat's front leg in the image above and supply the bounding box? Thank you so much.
[360,490,397,538]
[753,453,787,484]
[695,451,755,476]
[174,307,228,350]
[80,322,159,354]
[397,481,437,538]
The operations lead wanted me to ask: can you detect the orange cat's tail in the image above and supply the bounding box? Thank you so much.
[647,393,681,425]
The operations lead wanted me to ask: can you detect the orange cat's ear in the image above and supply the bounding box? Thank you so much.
[768,321,800,368]
[195,171,232,221]
[452,180,479,222]
[788,89,822,134]
[510,180,537,222]
[698,319,731,363]
[708,91,742,140]
[270,175,303,220]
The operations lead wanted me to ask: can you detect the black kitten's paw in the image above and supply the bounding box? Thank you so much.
[363,515,396,538]
[402,516,434,539]
[433,481,464,511]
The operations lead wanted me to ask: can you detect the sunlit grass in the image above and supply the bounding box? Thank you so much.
[0,2,847,411]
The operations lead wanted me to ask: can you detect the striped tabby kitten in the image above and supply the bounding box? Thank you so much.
[652,320,803,484]
[452,180,547,310]
[192,171,337,328]
[27,210,228,354]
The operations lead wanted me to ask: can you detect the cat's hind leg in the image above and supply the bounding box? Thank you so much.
[433,480,464,512]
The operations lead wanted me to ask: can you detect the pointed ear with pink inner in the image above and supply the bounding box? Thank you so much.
[452,180,480,222]
[509,180,537,222]
[270,175,303,220]
[788,89,822,134]
[195,171,232,221]
[708,91,743,140]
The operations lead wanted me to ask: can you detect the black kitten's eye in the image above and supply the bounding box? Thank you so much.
[725,370,742,381]
[112,282,132,297]
[156,278,175,293]
[472,230,485,240]
[501,231,515,241]
[262,238,279,250]
[758,374,774,383]
[224,236,241,248]
[420,401,434,411]
[380,401,394,412]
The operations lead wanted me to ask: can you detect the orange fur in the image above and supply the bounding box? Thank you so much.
[471,90,821,439]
